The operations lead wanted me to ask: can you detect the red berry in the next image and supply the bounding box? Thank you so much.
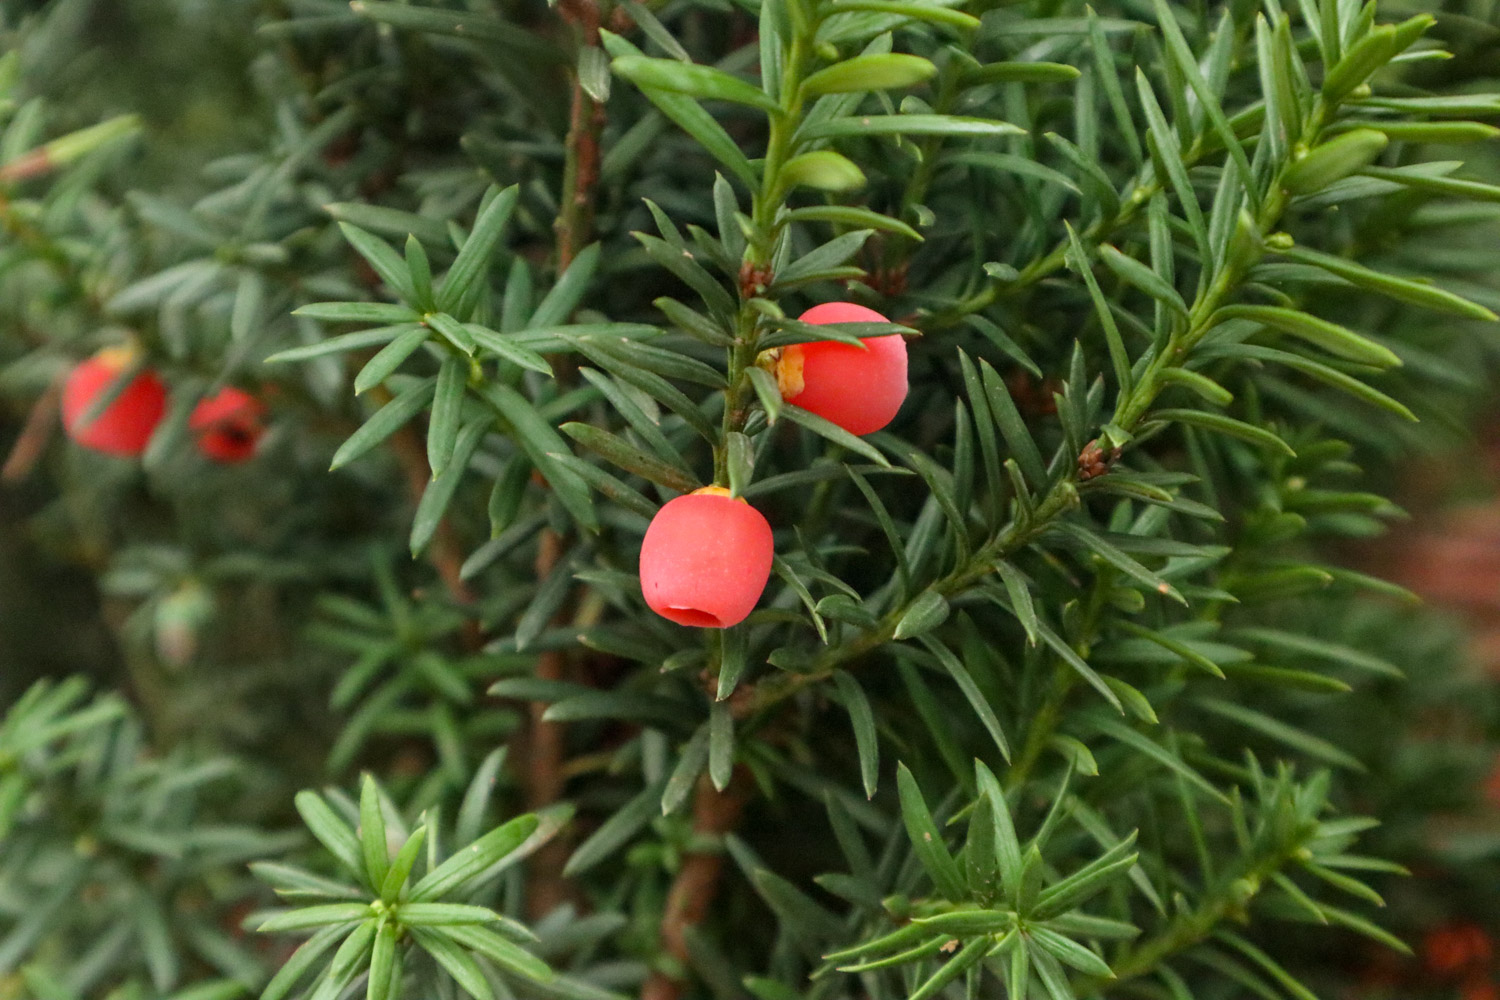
[1485,753,1500,809]
[190,387,265,463]
[777,302,908,436]
[61,348,167,457]
[639,487,774,628]
[1425,923,1494,977]
[1463,981,1500,1000]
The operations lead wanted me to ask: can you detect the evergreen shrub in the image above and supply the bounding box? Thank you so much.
[2,1,1500,998]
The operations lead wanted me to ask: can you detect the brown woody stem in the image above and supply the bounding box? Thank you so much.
[2,375,62,483]
[555,0,607,270]
[524,2,609,908]
[375,392,480,641]
[523,528,576,920]
[642,769,754,1000]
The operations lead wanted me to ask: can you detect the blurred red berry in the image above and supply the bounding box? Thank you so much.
[1425,923,1494,977]
[61,347,167,457]
[640,487,773,628]
[1464,979,1500,1000]
[1485,754,1500,810]
[190,387,265,463]
[776,302,908,436]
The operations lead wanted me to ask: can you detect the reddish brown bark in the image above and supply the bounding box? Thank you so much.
[520,0,611,916]
[555,0,606,271]
[382,407,479,643]
[2,375,62,482]
[523,528,575,919]
[642,770,754,1000]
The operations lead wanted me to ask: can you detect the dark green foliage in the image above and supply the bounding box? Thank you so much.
[0,681,290,995]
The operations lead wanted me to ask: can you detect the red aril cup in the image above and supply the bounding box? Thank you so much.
[61,347,167,457]
[640,487,774,628]
[776,301,908,436]
[190,387,266,463]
